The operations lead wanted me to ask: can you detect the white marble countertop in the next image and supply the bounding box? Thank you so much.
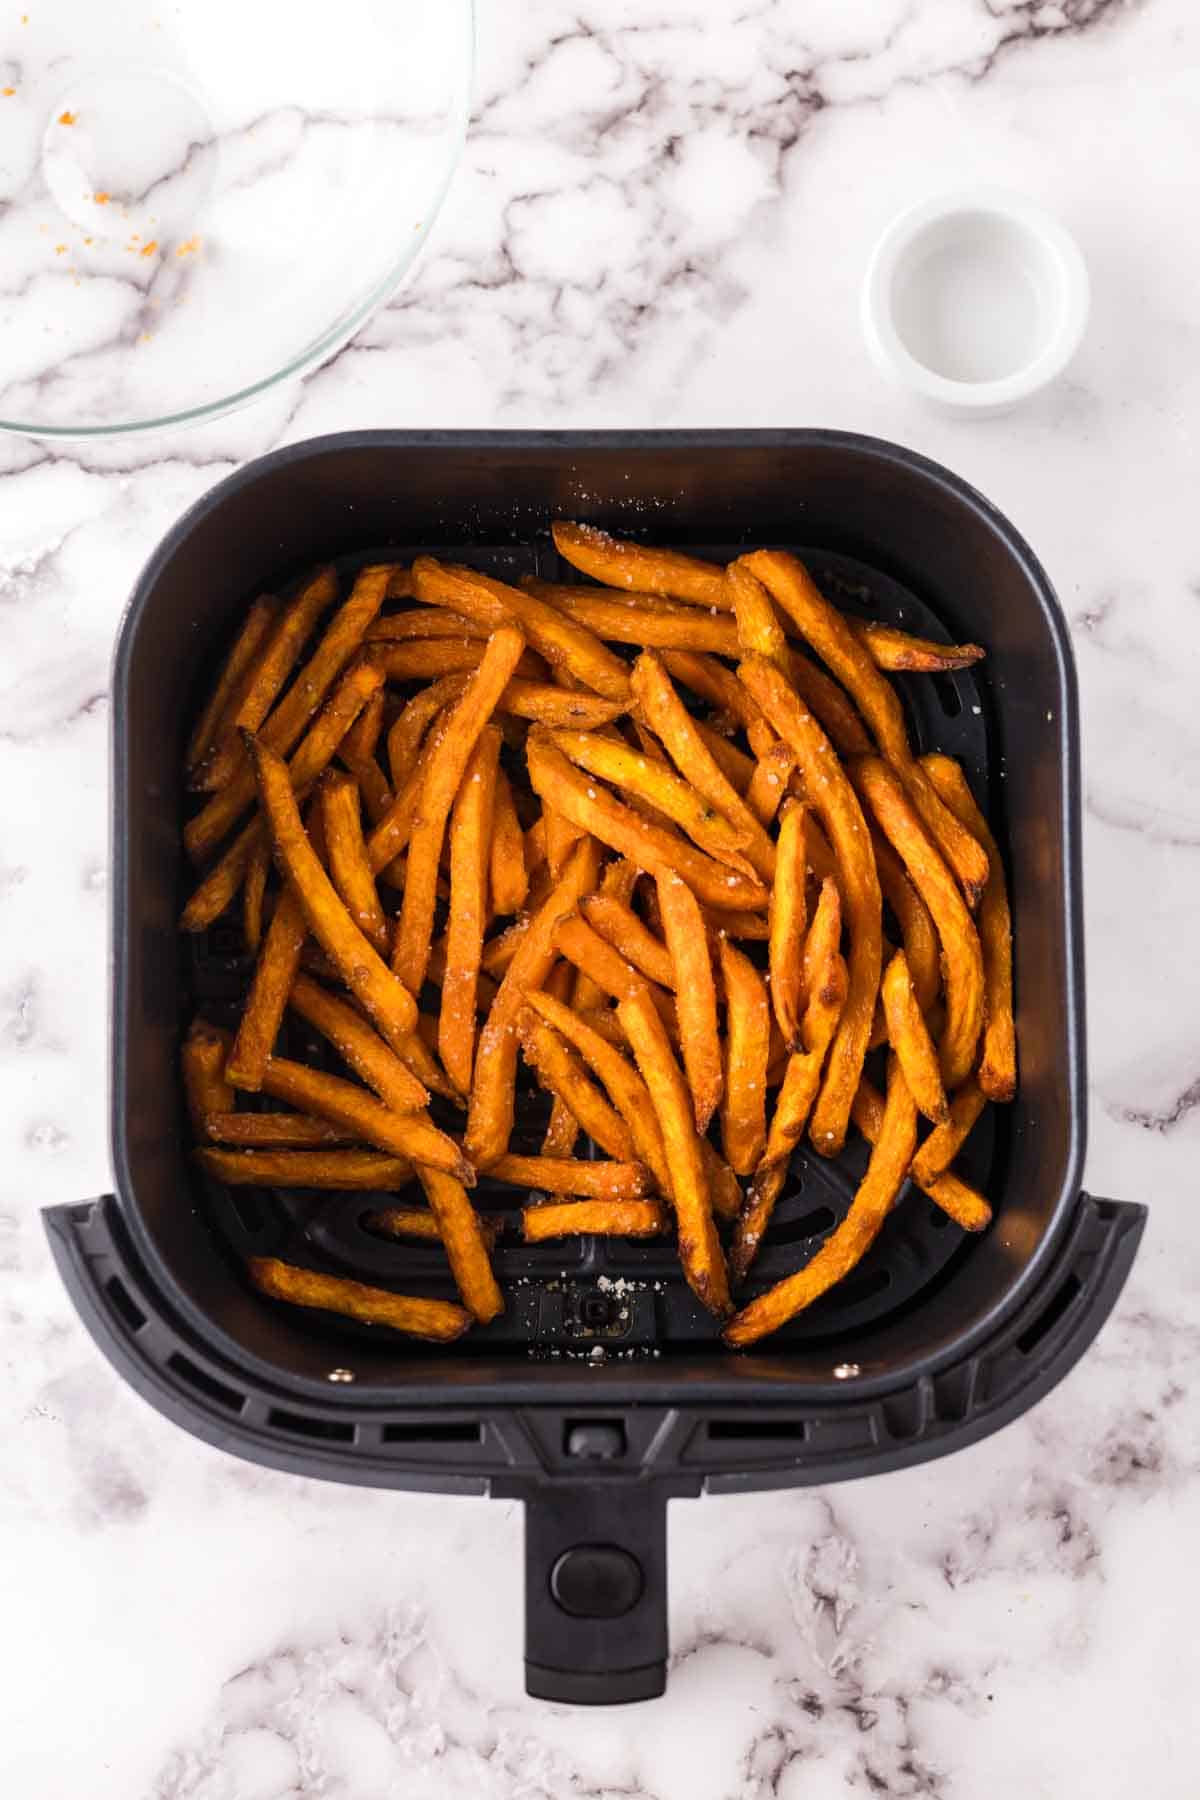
[4,2,1199,1794]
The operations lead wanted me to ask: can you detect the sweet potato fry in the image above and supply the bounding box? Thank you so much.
[660,649,762,730]
[366,1206,499,1248]
[248,1256,471,1342]
[500,680,628,728]
[202,1112,354,1148]
[728,560,790,670]
[368,713,451,877]
[288,973,429,1114]
[852,756,984,1091]
[852,1080,992,1232]
[747,740,798,828]
[850,619,984,673]
[872,830,939,1015]
[582,894,676,988]
[718,937,771,1176]
[466,836,601,1168]
[617,985,731,1317]
[198,1148,413,1188]
[393,628,527,997]
[528,581,743,655]
[525,730,768,911]
[395,1025,463,1105]
[737,656,882,1156]
[548,726,756,873]
[411,557,631,701]
[186,595,277,780]
[368,610,489,641]
[491,1155,653,1201]
[226,884,308,1091]
[740,550,988,899]
[248,735,419,1054]
[417,1165,503,1323]
[438,726,501,1095]
[518,1013,638,1162]
[259,1056,471,1180]
[386,674,468,790]
[195,566,337,789]
[769,799,807,1047]
[543,808,585,880]
[704,906,770,941]
[552,522,728,608]
[182,1018,232,1128]
[372,639,543,682]
[336,687,391,824]
[260,564,389,757]
[724,1056,917,1347]
[881,949,949,1125]
[489,769,529,916]
[921,754,1016,1101]
[522,1197,669,1240]
[910,1077,988,1186]
[656,870,722,1133]
[321,770,388,956]
[630,653,778,882]
[242,835,270,952]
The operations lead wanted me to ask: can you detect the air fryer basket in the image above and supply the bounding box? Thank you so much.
[46,431,1144,1704]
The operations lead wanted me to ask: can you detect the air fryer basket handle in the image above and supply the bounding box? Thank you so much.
[512,1480,671,1705]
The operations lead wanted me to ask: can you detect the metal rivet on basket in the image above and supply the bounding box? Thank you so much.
[327,1367,356,1384]
[833,1362,861,1381]
[589,1344,606,1364]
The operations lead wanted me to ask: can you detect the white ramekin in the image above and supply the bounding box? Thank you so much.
[861,190,1090,413]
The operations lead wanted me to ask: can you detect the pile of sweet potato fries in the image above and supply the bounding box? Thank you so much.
[180,523,1014,1348]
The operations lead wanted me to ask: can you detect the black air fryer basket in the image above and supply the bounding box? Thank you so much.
[45,431,1145,1704]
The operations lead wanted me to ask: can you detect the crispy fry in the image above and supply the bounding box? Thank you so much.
[202,1112,354,1148]
[851,1080,992,1232]
[738,655,882,1156]
[850,618,984,673]
[881,949,949,1125]
[910,1078,988,1186]
[186,596,277,780]
[525,730,768,911]
[768,799,807,1047]
[552,521,728,607]
[520,989,672,1194]
[321,770,388,955]
[661,649,761,729]
[248,735,420,1057]
[489,769,529,916]
[259,1056,471,1179]
[718,937,771,1176]
[704,906,770,941]
[368,610,490,641]
[872,830,940,1015]
[337,687,391,824]
[552,917,679,1035]
[543,808,585,880]
[366,1206,499,1248]
[412,557,631,701]
[701,1143,744,1222]
[288,973,429,1113]
[386,674,467,789]
[248,1255,471,1342]
[747,739,798,827]
[618,985,731,1317]
[740,550,988,898]
[372,638,543,682]
[198,1148,413,1188]
[242,834,270,951]
[226,884,308,1091]
[438,726,501,1095]
[182,1018,232,1128]
[492,1155,653,1201]
[417,1165,503,1323]
[195,566,337,789]
[180,812,263,932]
[528,580,743,655]
[656,870,722,1132]
[518,1013,638,1162]
[582,893,676,988]
[852,756,984,1091]
[369,712,451,877]
[499,680,626,728]
[393,627,527,997]
[728,560,790,669]
[395,1025,463,1105]
[466,836,601,1168]
[549,726,756,874]
[630,653,778,882]
[724,1056,917,1347]
[522,1197,669,1240]
[921,755,1016,1101]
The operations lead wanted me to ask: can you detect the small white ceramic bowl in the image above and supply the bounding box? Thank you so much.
[861,190,1089,413]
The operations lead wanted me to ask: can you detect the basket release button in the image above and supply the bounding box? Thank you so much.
[550,1545,644,1619]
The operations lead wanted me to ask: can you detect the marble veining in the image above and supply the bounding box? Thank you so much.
[3,1,1199,1795]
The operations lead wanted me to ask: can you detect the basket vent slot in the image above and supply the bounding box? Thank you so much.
[268,1407,355,1443]
[168,1352,244,1414]
[382,1420,482,1445]
[707,1417,806,1443]
[106,1276,146,1334]
[1017,1272,1082,1356]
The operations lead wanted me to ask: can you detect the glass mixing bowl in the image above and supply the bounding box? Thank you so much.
[0,1,473,436]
